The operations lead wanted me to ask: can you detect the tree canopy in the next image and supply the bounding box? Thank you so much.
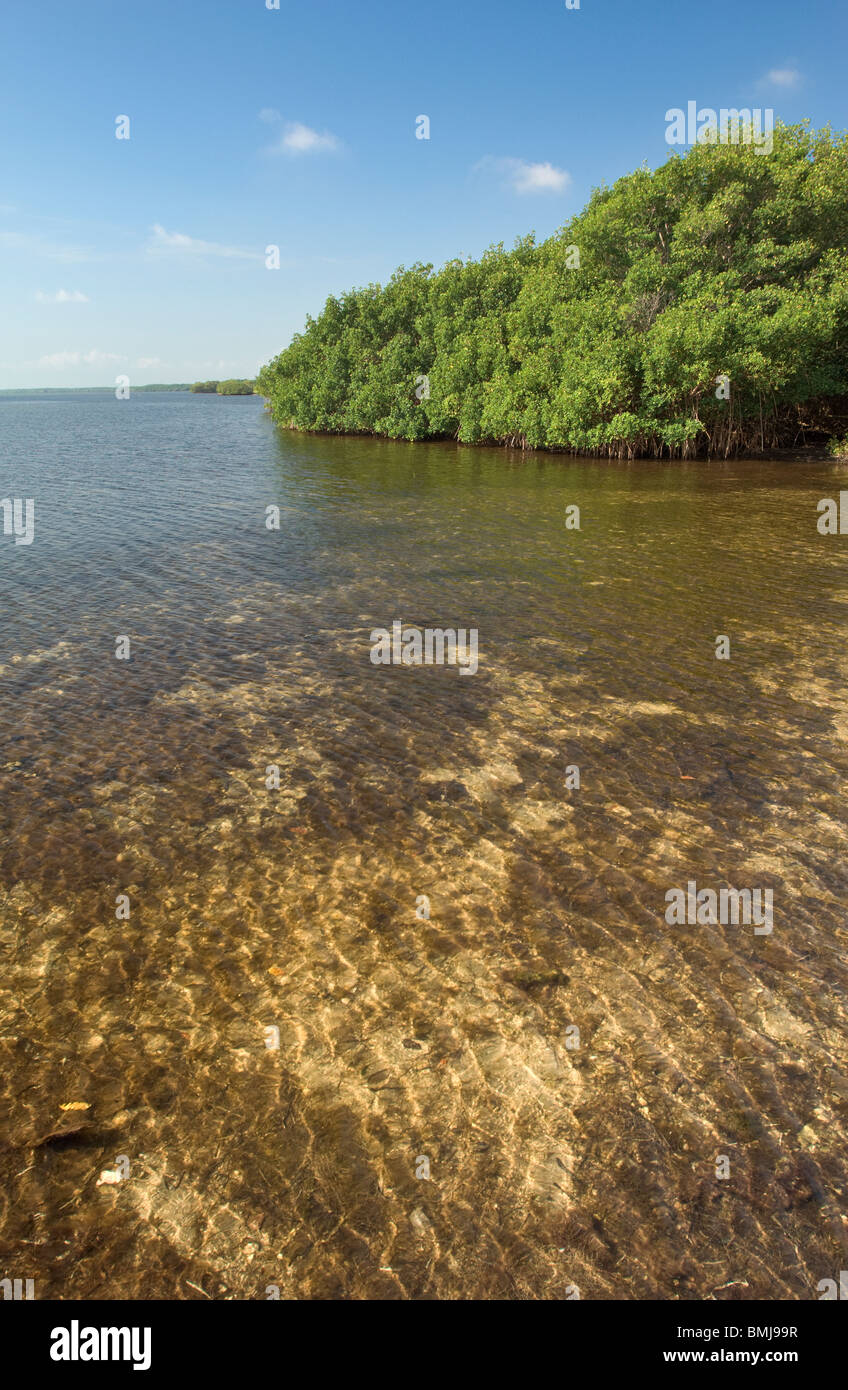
[257,123,848,457]
[216,379,255,395]
[191,379,255,395]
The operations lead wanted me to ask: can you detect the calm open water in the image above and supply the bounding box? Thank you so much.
[1,390,847,1299]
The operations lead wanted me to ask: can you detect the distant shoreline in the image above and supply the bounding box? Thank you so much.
[0,384,259,397]
[0,384,193,395]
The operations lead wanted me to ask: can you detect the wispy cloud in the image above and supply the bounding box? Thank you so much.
[267,121,340,156]
[35,289,89,304]
[136,356,162,369]
[259,107,281,124]
[147,224,260,260]
[475,156,571,195]
[0,230,94,262]
[758,66,801,89]
[36,349,126,369]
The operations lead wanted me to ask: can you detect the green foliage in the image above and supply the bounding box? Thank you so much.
[134,383,191,392]
[216,379,255,395]
[258,124,848,456]
[191,379,255,395]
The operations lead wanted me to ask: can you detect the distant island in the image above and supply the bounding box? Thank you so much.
[256,122,848,459]
[1,380,256,397]
[0,383,192,396]
[190,380,256,395]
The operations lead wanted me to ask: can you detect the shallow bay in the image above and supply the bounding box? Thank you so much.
[1,391,847,1299]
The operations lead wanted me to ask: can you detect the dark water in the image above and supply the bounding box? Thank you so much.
[1,390,847,1300]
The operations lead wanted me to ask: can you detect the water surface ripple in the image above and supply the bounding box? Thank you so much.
[1,392,847,1299]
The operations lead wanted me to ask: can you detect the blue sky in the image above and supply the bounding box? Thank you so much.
[0,0,844,388]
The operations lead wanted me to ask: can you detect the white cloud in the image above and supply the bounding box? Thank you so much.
[511,161,571,194]
[475,157,571,195]
[271,121,339,155]
[83,350,124,365]
[259,107,281,124]
[147,224,260,260]
[760,66,801,88]
[37,351,81,369]
[35,289,89,304]
[37,349,125,369]
[136,356,162,369]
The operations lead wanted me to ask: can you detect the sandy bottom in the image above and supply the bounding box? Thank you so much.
[2,579,848,1301]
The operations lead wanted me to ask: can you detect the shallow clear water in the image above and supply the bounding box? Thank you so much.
[2,391,847,1299]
